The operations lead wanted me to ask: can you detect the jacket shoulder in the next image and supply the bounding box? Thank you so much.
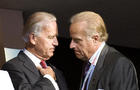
[2,55,23,71]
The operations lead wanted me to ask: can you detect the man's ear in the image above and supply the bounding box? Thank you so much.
[29,34,36,45]
[92,34,99,42]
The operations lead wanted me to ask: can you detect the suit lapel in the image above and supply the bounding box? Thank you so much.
[49,63,68,90]
[88,45,109,90]
[18,51,40,76]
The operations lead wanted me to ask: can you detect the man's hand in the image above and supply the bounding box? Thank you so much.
[37,66,56,80]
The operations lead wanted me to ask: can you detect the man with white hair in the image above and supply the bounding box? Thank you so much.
[2,12,68,90]
[69,11,139,90]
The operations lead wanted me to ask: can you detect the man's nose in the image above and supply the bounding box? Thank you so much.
[70,40,75,49]
[53,37,58,46]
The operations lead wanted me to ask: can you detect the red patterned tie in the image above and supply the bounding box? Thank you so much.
[40,60,47,68]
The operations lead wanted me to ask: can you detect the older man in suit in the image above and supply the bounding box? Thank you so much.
[69,11,139,90]
[2,12,68,90]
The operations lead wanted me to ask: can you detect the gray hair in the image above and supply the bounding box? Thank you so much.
[70,11,108,42]
[22,12,56,42]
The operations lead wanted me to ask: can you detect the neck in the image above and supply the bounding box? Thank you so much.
[25,47,49,61]
[88,41,103,60]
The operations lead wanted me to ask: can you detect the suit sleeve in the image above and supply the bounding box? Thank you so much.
[110,57,139,90]
[2,62,55,90]
[54,68,68,90]
[50,65,68,90]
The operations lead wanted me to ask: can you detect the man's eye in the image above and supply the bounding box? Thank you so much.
[48,36,55,39]
[74,39,80,43]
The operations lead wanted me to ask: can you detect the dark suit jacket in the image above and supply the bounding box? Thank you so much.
[80,45,139,90]
[2,51,68,90]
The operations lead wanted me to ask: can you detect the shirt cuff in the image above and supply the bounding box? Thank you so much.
[44,74,59,90]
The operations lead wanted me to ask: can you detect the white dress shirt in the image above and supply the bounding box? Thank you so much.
[82,42,106,90]
[23,49,59,90]
[89,42,105,65]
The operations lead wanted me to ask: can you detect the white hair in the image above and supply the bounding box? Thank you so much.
[22,12,56,43]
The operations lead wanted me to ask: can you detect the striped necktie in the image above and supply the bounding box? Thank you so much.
[82,65,95,90]
[40,60,47,68]
[84,62,91,78]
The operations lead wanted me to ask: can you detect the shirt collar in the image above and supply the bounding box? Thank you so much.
[89,42,105,65]
[22,49,41,67]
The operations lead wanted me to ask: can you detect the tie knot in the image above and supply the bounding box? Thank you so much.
[86,62,91,68]
[84,62,91,75]
[40,60,47,68]
[87,62,91,65]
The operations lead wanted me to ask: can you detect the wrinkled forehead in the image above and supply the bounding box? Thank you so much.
[42,21,57,29]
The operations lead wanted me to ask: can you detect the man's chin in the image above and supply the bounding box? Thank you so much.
[48,53,54,58]
[43,53,53,60]
[76,54,82,59]
[75,55,87,61]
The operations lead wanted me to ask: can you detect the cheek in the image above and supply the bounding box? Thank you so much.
[81,42,92,54]
[81,47,88,56]
[36,40,49,53]
[42,39,51,48]
[43,41,53,52]
[77,45,86,56]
